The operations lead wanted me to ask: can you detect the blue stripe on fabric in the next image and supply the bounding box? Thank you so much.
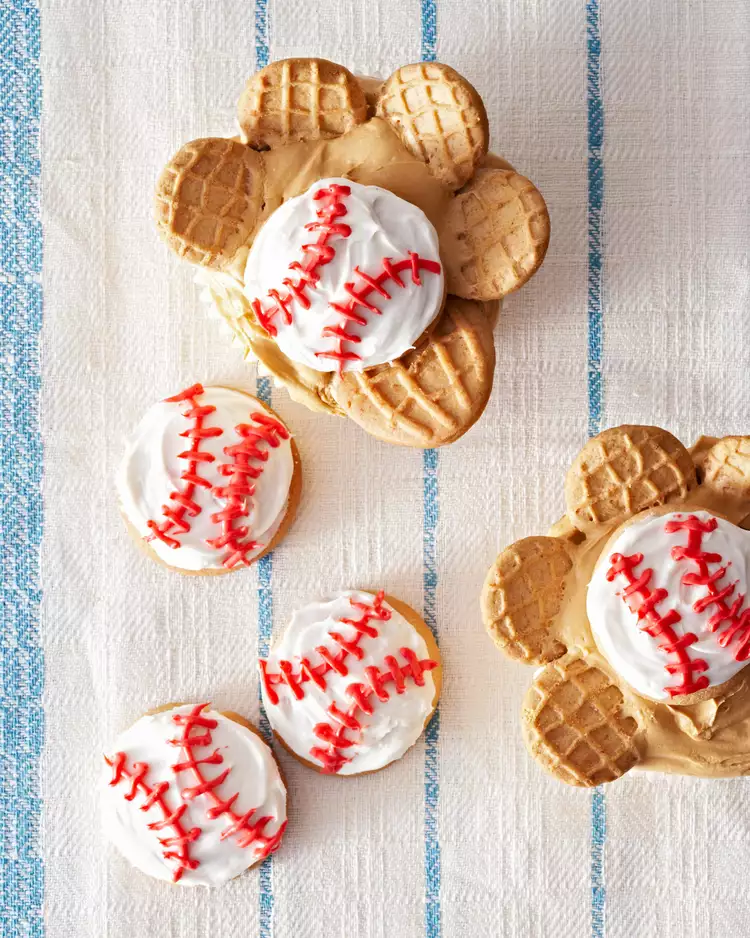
[420,5,440,935]
[255,0,269,69]
[586,0,604,441]
[421,0,437,63]
[586,1,606,936]
[256,537,274,938]
[254,3,272,933]
[0,1,45,936]
[422,443,441,938]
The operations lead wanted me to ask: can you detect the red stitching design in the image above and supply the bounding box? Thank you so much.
[168,704,286,857]
[251,183,352,338]
[206,412,290,569]
[317,253,442,374]
[606,553,709,697]
[250,182,442,374]
[260,591,392,705]
[145,385,290,569]
[146,383,221,550]
[105,751,200,883]
[309,647,438,772]
[666,514,750,661]
[259,591,439,773]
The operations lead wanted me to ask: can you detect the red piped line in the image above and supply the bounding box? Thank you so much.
[666,514,750,661]
[309,648,438,773]
[259,592,392,705]
[169,704,286,857]
[105,751,200,883]
[251,183,352,338]
[146,383,220,550]
[259,591,438,773]
[606,552,709,697]
[207,412,290,569]
[317,252,442,374]
[145,385,289,569]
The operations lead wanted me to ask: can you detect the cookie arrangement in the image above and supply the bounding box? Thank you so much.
[155,57,549,447]
[109,57,547,877]
[105,53,748,888]
[481,427,750,786]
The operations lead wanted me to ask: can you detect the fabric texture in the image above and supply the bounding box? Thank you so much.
[33,1,750,936]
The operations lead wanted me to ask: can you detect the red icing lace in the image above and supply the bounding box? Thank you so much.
[251,183,352,338]
[250,183,442,374]
[206,413,290,568]
[259,591,439,773]
[146,384,221,551]
[607,513,750,696]
[105,752,200,883]
[168,704,286,857]
[666,514,750,660]
[317,253,442,374]
[606,552,709,697]
[145,385,289,569]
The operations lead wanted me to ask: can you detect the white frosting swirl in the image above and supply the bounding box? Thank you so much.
[243,178,444,372]
[116,386,294,572]
[588,510,750,700]
[101,705,287,887]
[260,591,438,775]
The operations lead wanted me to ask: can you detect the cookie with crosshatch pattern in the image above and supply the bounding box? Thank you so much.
[481,426,750,786]
[155,57,549,447]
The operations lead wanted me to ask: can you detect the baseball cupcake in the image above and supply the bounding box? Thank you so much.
[117,383,301,573]
[259,590,441,775]
[102,703,287,886]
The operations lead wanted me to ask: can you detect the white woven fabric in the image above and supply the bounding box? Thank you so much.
[39,1,749,936]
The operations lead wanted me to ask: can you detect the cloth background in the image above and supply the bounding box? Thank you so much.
[30,0,749,936]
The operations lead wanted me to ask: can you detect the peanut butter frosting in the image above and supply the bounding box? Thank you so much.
[548,471,750,778]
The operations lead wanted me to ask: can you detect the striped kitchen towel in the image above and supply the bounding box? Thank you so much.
[2,0,747,935]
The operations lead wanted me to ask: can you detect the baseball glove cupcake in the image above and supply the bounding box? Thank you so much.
[259,590,441,774]
[481,427,750,786]
[154,58,550,447]
[102,703,287,886]
[117,383,301,574]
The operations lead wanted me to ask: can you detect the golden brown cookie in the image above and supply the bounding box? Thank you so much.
[439,168,550,299]
[155,138,264,269]
[482,536,572,664]
[701,436,750,499]
[377,62,489,189]
[259,590,441,776]
[117,384,302,575]
[238,58,367,148]
[329,296,496,447]
[565,425,697,534]
[522,653,642,787]
[102,703,287,884]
